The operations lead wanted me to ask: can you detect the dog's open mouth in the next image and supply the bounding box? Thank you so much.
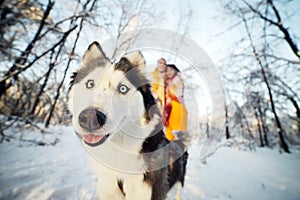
[83,134,109,147]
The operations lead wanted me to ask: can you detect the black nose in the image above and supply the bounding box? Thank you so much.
[78,108,106,131]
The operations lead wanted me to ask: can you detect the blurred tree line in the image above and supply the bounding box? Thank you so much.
[0,0,156,141]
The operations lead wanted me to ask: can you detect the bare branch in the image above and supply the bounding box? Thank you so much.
[45,0,98,127]
[241,8,290,153]
[242,0,300,59]
[0,25,78,84]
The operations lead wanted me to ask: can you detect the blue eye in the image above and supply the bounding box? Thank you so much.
[118,84,129,94]
[86,80,94,89]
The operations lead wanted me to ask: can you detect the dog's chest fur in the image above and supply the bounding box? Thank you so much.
[90,131,170,200]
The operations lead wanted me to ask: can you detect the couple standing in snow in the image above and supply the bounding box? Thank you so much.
[152,58,188,141]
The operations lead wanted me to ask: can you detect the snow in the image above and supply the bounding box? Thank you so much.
[1,126,300,200]
[185,146,300,200]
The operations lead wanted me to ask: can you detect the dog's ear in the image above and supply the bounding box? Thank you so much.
[82,41,108,65]
[125,51,145,70]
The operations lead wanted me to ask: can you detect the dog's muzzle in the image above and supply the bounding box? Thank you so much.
[78,108,109,147]
[78,108,106,131]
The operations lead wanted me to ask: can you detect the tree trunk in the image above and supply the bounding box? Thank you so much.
[242,15,290,153]
[225,103,230,139]
[260,68,290,153]
[288,96,300,133]
[234,102,254,140]
[0,0,54,97]
[254,107,264,147]
[257,105,269,147]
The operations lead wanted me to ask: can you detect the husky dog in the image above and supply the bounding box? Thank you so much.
[68,41,189,200]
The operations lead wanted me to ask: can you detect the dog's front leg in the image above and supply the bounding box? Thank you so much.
[91,160,125,200]
[96,176,125,200]
[124,174,152,200]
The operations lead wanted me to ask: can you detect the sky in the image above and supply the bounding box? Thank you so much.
[76,0,297,70]
[154,0,300,63]
[155,0,227,62]
[78,0,229,63]
[75,0,300,67]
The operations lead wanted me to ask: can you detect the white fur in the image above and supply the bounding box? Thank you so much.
[68,50,161,199]
[67,44,187,200]
[91,157,152,200]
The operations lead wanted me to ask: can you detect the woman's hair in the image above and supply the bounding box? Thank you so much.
[157,58,166,64]
[166,64,180,72]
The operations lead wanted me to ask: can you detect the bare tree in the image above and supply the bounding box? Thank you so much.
[219,0,299,152]
[0,0,158,142]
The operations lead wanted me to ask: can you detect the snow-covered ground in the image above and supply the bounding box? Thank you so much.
[0,125,300,200]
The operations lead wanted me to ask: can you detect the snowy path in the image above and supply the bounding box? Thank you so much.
[0,126,300,200]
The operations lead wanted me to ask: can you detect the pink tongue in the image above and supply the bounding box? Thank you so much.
[83,134,104,144]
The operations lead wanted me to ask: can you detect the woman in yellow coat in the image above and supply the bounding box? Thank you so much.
[164,64,188,141]
[151,58,167,115]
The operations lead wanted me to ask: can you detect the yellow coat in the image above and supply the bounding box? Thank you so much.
[165,75,188,140]
[151,69,165,114]
[165,100,188,140]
